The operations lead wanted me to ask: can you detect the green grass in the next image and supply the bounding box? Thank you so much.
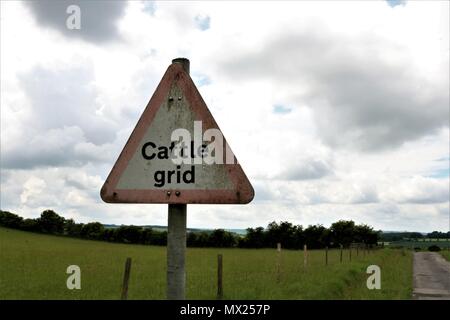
[388,240,450,249]
[440,251,450,262]
[0,227,412,300]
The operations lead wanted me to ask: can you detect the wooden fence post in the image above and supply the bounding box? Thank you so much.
[349,246,352,261]
[217,254,223,300]
[277,243,281,282]
[121,257,132,300]
[303,244,307,268]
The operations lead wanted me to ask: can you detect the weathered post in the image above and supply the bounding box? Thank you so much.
[325,246,328,266]
[356,244,359,257]
[349,246,352,261]
[445,234,449,250]
[121,257,132,300]
[303,244,308,268]
[217,254,223,299]
[167,204,187,300]
[277,243,281,282]
[166,58,190,301]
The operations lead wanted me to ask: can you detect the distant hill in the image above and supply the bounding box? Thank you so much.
[382,230,427,235]
[103,225,436,237]
[103,224,247,235]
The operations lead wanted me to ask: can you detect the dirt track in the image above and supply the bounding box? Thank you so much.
[413,252,450,300]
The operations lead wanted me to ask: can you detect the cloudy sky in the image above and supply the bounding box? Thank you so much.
[1,0,449,232]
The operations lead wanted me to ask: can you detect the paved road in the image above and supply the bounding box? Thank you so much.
[413,252,450,300]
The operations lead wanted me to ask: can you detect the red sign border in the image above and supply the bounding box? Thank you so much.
[100,63,254,204]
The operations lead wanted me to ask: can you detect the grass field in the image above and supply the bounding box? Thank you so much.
[0,227,413,300]
[440,251,450,262]
[388,240,450,249]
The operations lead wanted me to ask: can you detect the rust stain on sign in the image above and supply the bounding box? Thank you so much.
[100,62,254,204]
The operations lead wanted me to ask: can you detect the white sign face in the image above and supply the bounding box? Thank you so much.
[100,62,254,204]
[116,84,233,191]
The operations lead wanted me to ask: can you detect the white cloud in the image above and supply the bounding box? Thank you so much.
[0,1,448,232]
[381,176,450,204]
[25,0,127,43]
[20,177,47,205]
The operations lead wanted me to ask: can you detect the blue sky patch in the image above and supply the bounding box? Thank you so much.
[273,104,292,114]
[429,156,450,178]
[434,156,450,162]
[386,0,406,8]
[195,15,211,31]
[193,74,212,87]
[429,167,450,179]
[143,1,156,15]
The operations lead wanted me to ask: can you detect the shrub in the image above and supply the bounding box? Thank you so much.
[0,211,23,228]
[21,219,39,232]
[37,210,65,234]
[428,245,441,252]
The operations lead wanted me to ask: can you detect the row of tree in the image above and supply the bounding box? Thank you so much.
[0,209,380,249]
[240,220,379,249]
[379,231,450,242]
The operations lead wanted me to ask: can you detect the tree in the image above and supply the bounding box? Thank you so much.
[20,219,39,232]
[410,232,424,240]
[330,220,356,247]
[187,231,199,247]
[21,218,39,232]
[427,231,446,240]
[0,211,24,228]
[141,228,153,244]
[200,232,212,247]
[64,219,83,237]
[354,224,379,245]
[0,209,385,248]
[265,221,300,249]
[37,210,65,234]
[80,222,104,239]
[303,224,328,249]
[208,229,237,247]
[101,228,116,242]
[115,225,143,243]
[292,225,305,249]
[151,230,167,246]
[240,227,266,248]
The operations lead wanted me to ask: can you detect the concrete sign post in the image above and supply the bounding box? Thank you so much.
[167,58,188,301]
[100,58,254,300]
[167,200,187,300]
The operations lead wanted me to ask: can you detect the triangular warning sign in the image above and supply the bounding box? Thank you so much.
[100,60,254,204]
